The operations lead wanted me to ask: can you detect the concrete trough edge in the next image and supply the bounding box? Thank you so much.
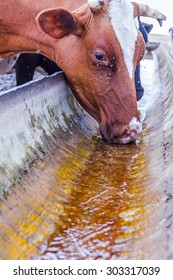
[0,73,98,198]
[145,44,173,258]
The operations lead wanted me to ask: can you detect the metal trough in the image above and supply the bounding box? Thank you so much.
[0,45,173,260]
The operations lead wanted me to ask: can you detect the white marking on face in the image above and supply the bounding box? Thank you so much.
[88,0,103,9]
[108,0,138,79]
[129,116,142,134]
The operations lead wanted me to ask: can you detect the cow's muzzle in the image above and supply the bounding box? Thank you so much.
[100,117,142,145]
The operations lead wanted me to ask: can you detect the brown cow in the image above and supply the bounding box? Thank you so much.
[0,0,166,144]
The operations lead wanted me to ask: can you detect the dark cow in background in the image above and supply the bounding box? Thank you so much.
[15,54,61,85]
[0,53,61,85]
[135,18,160,101]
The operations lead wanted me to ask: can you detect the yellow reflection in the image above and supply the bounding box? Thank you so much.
[0,134,162,260]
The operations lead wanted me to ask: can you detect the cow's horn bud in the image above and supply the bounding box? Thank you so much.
[88,0,105,10]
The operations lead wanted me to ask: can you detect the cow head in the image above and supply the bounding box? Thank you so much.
[37,0,166,144]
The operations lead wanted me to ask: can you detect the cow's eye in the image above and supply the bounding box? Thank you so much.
[95,52,106,61]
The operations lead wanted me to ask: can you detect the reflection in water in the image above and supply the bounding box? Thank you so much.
[39,138,161,260]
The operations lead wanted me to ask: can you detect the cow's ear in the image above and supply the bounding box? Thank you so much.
[36,9,83,39]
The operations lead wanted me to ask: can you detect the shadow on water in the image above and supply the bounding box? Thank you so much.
[39,136,162,260]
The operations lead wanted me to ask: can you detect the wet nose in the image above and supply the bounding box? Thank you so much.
[100,117,142,144]
[115,117,142,144]
[116,128,139,144]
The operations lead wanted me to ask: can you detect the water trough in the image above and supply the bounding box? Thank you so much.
[0,45,173,260]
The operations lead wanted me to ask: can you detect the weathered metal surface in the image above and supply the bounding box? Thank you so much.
[0,45,173,260]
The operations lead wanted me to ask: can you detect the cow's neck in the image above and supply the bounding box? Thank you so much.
[0,0,86,58]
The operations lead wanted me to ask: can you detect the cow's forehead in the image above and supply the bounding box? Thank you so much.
[108,0,138,79]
